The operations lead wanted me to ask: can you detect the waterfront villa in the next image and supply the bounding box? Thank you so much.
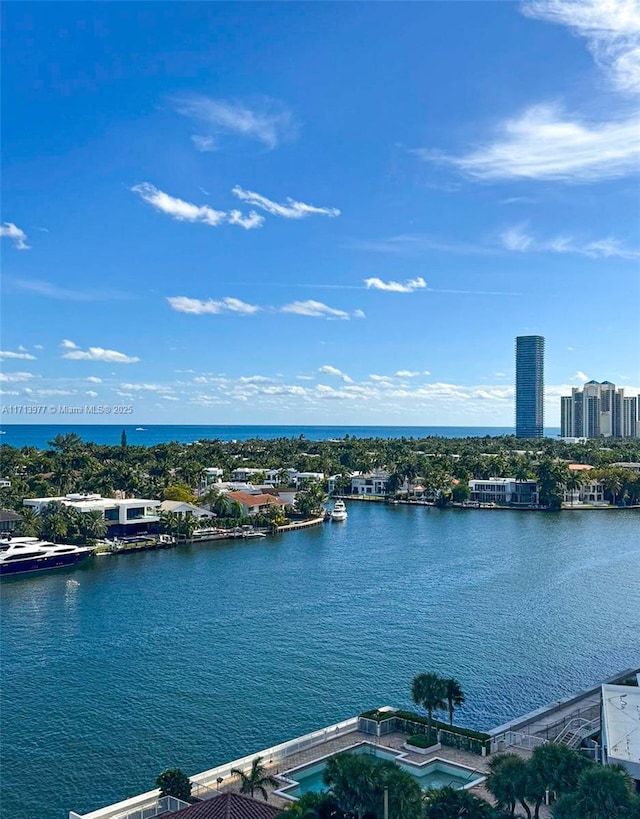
[469,478,539,506]
[223,491,288,517]
[350,471,390,496]
[23,493,161,537]
[159,501,215,520]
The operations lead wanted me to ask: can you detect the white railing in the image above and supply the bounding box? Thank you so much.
[554,717,600,747]
[108,795,191,819]
[490,731,547,752]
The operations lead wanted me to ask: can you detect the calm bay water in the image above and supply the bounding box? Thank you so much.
[0,424,561,449]
[1,503,638,819]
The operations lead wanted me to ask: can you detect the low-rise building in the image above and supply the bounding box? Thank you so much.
[0,509,22,533]
[223,491,287,517]
[0,479,11,489]
[201,468,224,488]
[351,471,390,496]
[23,493,161,536]
[601,683,640,784]
[230,467,268,482]
[159,501,215,520]
[610,462,640,472]
[469,478,538,506]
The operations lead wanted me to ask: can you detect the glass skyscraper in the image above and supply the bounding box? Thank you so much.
[515,335,545,438]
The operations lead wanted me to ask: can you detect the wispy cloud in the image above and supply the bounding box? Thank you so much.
[396,370,420,377]
[9,278,130,301]
[0,371,34,382]
[120,382,173,392]
[364,276,427,293]
[281,300,363,320]
[87,376,102,383]
[61,340,140,364]
[570,370,590,382]
[232,186,340,219]
[500,222,640,259]
[523,0,640,95]
[132,183,263,230]
[167,296,260,315]
[173,94,297,149]
[351,234,488,256]
[0,350,36,360]
[1,222,30,250]
[319,365,353,383]
[416,0,640,183]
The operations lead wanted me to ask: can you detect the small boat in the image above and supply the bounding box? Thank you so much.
[135,427,146,431]
[0,537,94,577]
[330,500,348,521]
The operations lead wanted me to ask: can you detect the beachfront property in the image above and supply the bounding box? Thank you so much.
[23,493,161,537]
[468,478,539,506]
[560,381,640,439]
[223,491,288,517]
[601,680,640,785]
[562,464,606,506]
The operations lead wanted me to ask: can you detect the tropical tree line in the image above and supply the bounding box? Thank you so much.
[411,673,465,735]
[2,432,640,517]
[15,500,107,544]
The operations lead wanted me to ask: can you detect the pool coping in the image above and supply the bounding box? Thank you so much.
[272,740,486,800]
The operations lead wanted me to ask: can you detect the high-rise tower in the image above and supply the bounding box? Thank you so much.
[515,335,545,438]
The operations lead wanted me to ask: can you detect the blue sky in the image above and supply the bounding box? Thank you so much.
[1,0,639,426]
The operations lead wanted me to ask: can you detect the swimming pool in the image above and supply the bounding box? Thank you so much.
[275,743,485,799]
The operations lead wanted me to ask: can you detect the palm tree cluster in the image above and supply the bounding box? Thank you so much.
[411,673,465,736]
[19,500,107,544]
[231,756,279,801]
[486,743,640,818]
[277,753,508,819]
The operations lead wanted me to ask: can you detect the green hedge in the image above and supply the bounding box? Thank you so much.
[394,711,490,742]
[406,733,438,749]
[358,709,491,755]
[359,709,397,722]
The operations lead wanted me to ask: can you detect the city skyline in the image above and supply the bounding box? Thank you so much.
[1,1,639,425]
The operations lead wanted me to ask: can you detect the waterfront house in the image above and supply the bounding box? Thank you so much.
[0,508,22,534]
[293,471,325,488]
[562,464,606,505]
[224,491,287,517]
[159,500,215,520]
[201,468,225,489]
[469,478,539,506]
[351,470,390,496]
[23,493,161,537]
[231,467,269,483]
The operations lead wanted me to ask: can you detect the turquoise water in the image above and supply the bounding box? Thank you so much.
[1,503,638,819]
[280,745,480,797]
[0,423,560,449]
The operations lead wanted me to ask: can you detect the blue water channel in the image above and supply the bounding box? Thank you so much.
[1,502,638,819]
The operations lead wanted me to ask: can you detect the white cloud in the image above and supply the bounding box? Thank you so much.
[419,1,640,183]
[523,0,640,94]
[120,383,172,392]
[0,350,36,360]
[500,223,639,259]
[33,345,44,350]
[86,390,98,398]
[132,183,228,226]
[281,300,359,319]
[571,370,590,382]
[227,210,265,230]
[319,365,353,383]
[162,395,180,401]
[423,104,640,182]
[0,371,34,382]
[35,389,73,396]
[364,276,427,293]
[167,296,260,315]
[232,186,340,219]
[191,135,218,152]
[173,94,297,149]
[62,342,140,364]
[1,222,30,250]
[396,370,420,377]
[86,376,102,383]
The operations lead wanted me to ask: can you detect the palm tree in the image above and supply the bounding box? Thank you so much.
[411,672,446,738]
[443,677,465,725]
[486,753,532,817]
[323,753,378,819]
[552,764,636,819]
[564,472,584,507]
[80,509,108,542]
[231,756,278,801]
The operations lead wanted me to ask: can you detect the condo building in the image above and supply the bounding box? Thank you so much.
[560,381,639,439]
[515,335,545,438]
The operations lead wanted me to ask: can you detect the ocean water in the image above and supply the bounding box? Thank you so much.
[0,424,561,449]
[1,502,638,819]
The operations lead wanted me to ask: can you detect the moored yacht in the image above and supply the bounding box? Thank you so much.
[0,537,94,577]
[330,499,348,521]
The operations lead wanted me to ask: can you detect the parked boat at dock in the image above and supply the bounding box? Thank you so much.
[0,537,94,577]
[330,500,348,521]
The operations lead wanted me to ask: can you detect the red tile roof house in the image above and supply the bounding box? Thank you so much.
[224,492,288,517]
[165,791,282,819]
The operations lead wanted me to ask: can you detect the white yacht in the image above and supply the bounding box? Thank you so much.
[330,500,348,521]
[0,537,94,577]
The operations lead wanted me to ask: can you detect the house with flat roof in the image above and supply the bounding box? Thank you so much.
[23,493,161,537]
[351,471,390,496]
[601,683,640,783]
[469,478,538,506]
